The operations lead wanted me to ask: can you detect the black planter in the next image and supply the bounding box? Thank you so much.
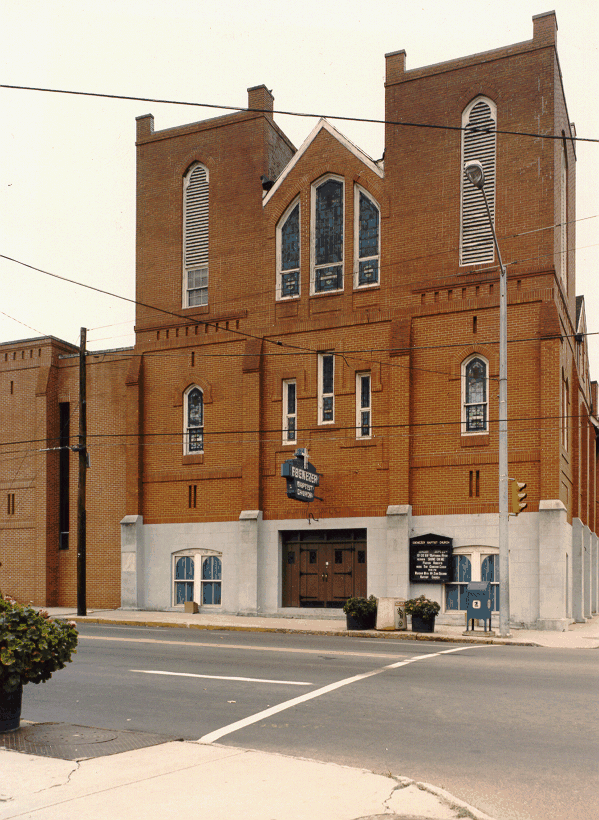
[0,684,23,732]
[411,614,435,633]
[346,612,376,630]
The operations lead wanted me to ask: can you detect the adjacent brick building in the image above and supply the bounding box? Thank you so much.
[2,12,597,628]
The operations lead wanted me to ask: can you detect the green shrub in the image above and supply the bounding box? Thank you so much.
[343,595,378,618]
[402,595,441,620]
[0,595,78,693]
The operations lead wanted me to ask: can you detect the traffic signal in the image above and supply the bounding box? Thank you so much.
[509,479,527,515]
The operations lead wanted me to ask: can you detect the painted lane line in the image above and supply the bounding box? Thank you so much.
[80,634,406,661]
[130,669,313,686]
[198,667,385,744]
[198,644,491,744]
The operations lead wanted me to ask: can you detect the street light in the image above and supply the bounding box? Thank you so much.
[464,160,511,637]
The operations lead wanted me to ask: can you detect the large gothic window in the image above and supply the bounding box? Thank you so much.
[312,177,344,293]
[355,188,379,287]
[277,200,300,299]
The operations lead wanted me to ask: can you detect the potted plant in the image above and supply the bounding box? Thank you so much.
[403,595,441,633]
[0,594,78,732]
[343,595,378,630]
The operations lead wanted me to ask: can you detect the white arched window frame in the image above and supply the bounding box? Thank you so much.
[183,163,209,308]
[173,549,222,607]
[444,546,499,613]
[276,198,301,300]
[462,355,489,434]
[184,385,204,454]
[460,97,497,266]
[311,175,344,295]
[353,186,380,289]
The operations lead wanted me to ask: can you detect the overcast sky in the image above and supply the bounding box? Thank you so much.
[1,1,598,366]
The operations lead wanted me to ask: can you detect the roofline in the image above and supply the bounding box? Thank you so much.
[262,118,383,207]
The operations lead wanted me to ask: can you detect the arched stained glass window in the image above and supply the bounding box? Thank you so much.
[356,190,379,286]
[313,178,344,293]
[185,386,204,453]
[278,202,300,298]
[202,556,222,605]
[174,556,194,604]
[464,357,488,433]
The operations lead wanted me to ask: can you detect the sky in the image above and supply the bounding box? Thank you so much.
[1,1,598,364]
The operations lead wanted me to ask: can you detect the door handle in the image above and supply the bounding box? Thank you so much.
[321,573,328,582]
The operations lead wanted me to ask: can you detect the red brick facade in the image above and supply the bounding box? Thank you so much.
[1,13,597,621]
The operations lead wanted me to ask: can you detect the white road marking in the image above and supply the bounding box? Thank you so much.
[198,644,490,744]
[80,634,405,661]
[130,669,313,686]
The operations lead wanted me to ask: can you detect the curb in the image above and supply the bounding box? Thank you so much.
[70,616,539,647]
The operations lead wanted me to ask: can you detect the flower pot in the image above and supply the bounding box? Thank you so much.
[346,612,377,630]
[0,684,23,732]
[411,614,435,633]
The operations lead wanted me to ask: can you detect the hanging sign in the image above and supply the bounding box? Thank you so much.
[281,449,320,502]
[409,533,453,582]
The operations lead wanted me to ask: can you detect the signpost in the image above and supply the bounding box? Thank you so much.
[409,533,453,583]
[281,448,320,503]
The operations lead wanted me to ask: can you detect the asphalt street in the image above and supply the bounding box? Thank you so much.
[21,623,599,820]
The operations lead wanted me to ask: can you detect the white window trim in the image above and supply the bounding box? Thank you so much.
[282,379,297,445]
[276,198,301,301]
[461,355,489,435]
[443,546,499,613]
[353,185,380,289]
[183,162,209,308]
[183,385,204,455]
[356,371,372,439]
[562,374,569,451]
[311,175,344,295]
[460,97,497,267]
[318,352,335,425]
[172,549,223,608]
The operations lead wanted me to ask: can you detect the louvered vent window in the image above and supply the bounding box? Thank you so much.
[460,99,496,266]
[184,164,209,307]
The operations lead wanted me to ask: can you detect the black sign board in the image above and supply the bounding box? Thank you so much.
[409,533,453,583]
[281,451,320,503]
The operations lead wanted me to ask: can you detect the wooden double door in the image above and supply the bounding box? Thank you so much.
[282,529,367,608]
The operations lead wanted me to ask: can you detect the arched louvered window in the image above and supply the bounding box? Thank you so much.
[354,187,380,288]
[462,356,488,434]
[183,163,209,307]
[277,200,300,299]
[184,386,204,453]
[460,98,496,266]
[312,176,344,293]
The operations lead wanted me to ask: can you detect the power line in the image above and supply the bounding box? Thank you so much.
[1,83,597,143]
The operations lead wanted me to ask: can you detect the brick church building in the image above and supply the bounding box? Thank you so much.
[2,12,597,629]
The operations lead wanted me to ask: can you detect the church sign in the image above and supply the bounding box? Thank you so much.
[281,449,320,503]
[409,533,453,582]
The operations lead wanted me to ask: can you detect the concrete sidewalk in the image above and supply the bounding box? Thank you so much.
[43,606,599,648]
[0,736,497,820]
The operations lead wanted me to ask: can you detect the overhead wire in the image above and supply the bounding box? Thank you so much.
[1,83,597,143]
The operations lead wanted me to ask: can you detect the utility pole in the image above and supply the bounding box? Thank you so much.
[77,327,87,616]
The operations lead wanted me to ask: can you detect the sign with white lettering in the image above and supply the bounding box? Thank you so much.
[281,451,320,502]
[409,533,453,582]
